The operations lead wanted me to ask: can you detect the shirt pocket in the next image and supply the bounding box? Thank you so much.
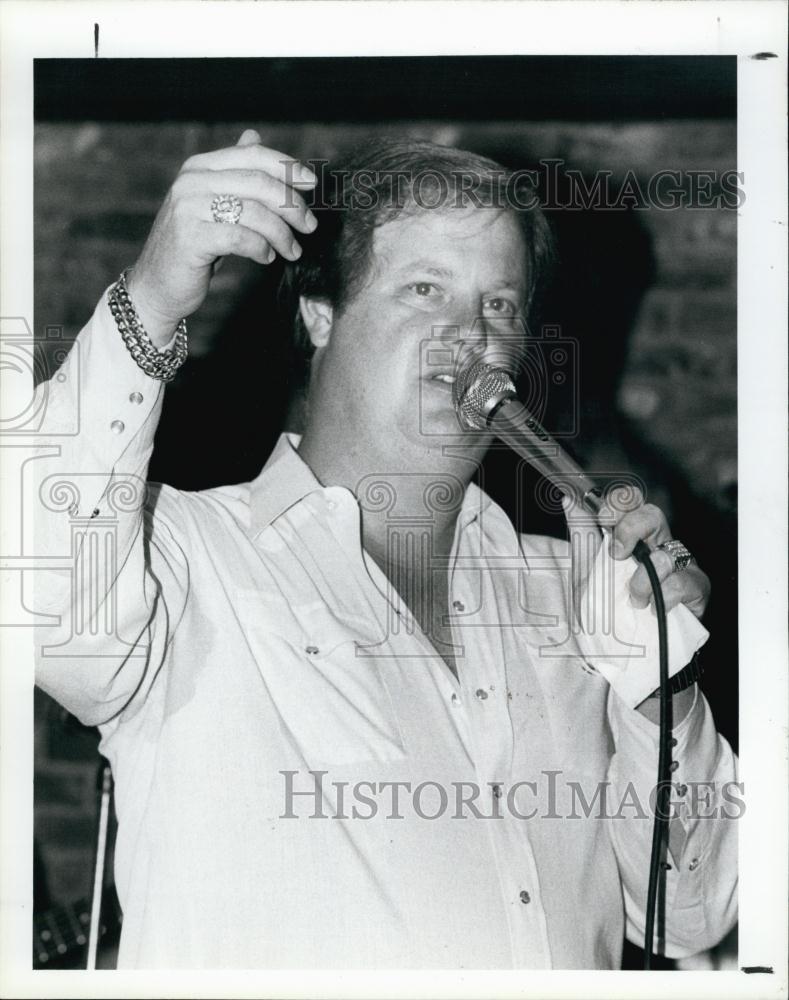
[237,590,407,767]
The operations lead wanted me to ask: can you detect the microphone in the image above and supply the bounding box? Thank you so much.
[453,361,605,516]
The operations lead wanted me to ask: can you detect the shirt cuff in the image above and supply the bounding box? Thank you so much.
[577,531,709,708]
[37,286,167,521]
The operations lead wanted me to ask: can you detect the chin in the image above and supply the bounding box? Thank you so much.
[411,421,491,460]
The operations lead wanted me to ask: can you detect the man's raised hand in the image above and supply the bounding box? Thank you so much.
[126,129,318,347]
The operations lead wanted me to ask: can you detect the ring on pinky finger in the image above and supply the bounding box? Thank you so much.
[655,539,695,573]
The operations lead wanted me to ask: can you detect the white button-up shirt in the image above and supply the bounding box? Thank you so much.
[34,294,738,969]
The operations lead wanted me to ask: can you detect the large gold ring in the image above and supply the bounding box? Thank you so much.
[211,194,243,225]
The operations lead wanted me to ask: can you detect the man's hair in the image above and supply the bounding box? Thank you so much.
[278,138,555,370]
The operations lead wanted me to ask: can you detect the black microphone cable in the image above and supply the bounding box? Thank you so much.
[632,538,673,969]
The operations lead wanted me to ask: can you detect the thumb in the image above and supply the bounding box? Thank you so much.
[237,128,262,147]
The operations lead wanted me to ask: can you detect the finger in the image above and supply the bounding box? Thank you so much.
[597,484,644,534]
[208,131,260,278]
[198,220,275,267]
[236,201,304,261]
[636,566,710,618]
[610,503,671,560]
[628,546,678,608]
[236,129,262,147]
[179,168,317,235]
[185,143,317,188]
[193,196,304,261]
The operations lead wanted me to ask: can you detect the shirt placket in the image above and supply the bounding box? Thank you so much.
[449,518,553,967]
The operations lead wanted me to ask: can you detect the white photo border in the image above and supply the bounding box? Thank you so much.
[1,1,786,997]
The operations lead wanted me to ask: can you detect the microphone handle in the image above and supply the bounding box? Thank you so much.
[489,397,604,515]
[490,398,654,566]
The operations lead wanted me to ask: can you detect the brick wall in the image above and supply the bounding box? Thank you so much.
[33,119,738,917]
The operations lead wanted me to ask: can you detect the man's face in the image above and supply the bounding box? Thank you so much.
[304,204,528,471]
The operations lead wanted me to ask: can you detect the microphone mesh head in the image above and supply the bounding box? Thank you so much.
[454,362,517,430]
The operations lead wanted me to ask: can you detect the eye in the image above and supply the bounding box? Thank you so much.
[409,282,438,297]
[484,296,518,316]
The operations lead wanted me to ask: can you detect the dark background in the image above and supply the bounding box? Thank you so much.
[34,56,737,970]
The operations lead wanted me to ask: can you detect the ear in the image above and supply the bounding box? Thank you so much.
[298,296,334,349]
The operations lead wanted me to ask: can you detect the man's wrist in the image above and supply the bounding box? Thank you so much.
[125,271,181,349]
[646,652,703,699]
[636,682,696,724]
[108,270,188,382]
[635,653,702,723]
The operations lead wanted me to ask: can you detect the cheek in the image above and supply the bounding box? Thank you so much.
[328,299,435,393]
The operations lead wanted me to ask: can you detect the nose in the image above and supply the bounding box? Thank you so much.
[444,303,492,368]
[454,314,525,379]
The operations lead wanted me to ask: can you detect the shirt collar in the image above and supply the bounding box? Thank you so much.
[248,433,323,538]
[457,478,492,529]
[248,432,501,542]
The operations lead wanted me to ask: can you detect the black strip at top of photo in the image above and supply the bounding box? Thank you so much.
[34,56,735,123]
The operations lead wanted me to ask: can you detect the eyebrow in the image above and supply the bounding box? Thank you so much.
[394,258,526,290]
[395,259,454,278]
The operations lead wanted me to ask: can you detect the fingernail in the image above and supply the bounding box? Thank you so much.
[298,164,317,183]
[290,241,302,259]
[266,248,275,264]
[305,211,318,232]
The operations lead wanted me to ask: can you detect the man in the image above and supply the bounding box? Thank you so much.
[34,130,737,968]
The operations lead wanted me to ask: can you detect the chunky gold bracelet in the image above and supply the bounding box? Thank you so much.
[107,270,188,382]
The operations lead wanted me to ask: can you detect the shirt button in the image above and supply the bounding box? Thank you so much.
[305,645,319,656]
[669,760,679,772]
[56,372,67,383]
[129,391,144,404]
[492,784,502,799]
[90,508,100,518]
[67,502,79,517]
[475,688,488,701]
[110,420,125,434]
[676,783,688,796]
[688,857,700,871]
[450,692,460,706]
[452,600,465,612]
[519,890,531,904]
